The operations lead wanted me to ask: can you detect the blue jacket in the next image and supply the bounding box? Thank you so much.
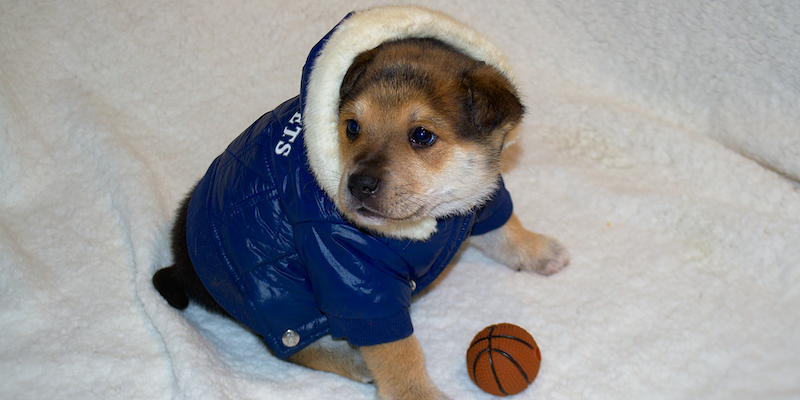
[185,9,515,359]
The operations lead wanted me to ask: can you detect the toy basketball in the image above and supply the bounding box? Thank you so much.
[466,323,541,396]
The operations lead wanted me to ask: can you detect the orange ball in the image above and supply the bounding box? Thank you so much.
[466,323,541,396]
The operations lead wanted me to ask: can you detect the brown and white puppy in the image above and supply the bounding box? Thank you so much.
[285,38,569,400]
[336,38,518,229]
[153,7,569,400]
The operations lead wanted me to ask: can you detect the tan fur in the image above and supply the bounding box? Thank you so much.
[287,336,373,383]
[360,336,448,400]
[335,39,516,233]
[303,7,521,238]
[470,213,570,275]
[288,334,448,400]
[290,39,568,400]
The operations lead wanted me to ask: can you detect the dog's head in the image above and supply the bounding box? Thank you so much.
[335,38,524,234]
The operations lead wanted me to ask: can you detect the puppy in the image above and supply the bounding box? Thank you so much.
[334,38,568,274]
[154,31,568,400]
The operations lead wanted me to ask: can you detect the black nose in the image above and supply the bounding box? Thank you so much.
[348,173,380,201]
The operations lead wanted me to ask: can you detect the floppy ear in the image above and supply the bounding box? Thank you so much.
[340,47,379,101]
[463,63,525,136]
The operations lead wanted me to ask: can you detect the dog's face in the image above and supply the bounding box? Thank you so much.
[336,38,524,230]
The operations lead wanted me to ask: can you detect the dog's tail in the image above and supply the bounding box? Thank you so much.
[153,266,190,310]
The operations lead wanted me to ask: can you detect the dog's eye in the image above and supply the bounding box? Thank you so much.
[345,119,360,140]
[409,127,436,148]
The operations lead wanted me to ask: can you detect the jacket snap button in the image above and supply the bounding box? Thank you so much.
[409,280,417,291]
[282,329,300,347]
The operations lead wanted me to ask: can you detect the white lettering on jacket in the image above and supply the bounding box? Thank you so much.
[275,111,303,157]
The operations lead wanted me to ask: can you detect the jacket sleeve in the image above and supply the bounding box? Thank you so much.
[471,178,514,236]
[293,221,415,347]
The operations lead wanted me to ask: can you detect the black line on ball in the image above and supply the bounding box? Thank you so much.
[487,326,509,396]
[493,348,530,384]
[469,325,538,395]
[470,334,535,351]
[471,347,489,384]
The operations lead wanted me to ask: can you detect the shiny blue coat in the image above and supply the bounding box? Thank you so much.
[185,18,514,360]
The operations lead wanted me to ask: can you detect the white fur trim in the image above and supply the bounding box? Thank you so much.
[303,5,518,240]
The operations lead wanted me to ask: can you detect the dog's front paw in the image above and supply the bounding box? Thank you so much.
[514,235,570,275]
[376,388,451,400]
[471,214,570,276]
[429,392,452,400]
[362,335,452,400]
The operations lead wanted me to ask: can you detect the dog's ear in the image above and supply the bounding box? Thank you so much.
[463,63,525,136]
[340,48,379,100]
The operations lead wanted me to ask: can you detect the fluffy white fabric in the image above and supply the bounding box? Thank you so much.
[1,1,798,400]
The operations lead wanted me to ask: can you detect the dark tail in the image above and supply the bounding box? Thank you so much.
[152,188,228,316]
[153,266,189,310]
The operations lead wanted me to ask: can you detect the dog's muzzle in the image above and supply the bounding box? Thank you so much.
[347,173,381,202]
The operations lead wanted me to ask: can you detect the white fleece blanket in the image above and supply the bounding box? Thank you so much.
[2,1,799,399]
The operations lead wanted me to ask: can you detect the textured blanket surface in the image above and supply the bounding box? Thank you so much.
[1,1,799,399]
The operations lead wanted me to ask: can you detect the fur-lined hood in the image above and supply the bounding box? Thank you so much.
[300,5,519,240]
